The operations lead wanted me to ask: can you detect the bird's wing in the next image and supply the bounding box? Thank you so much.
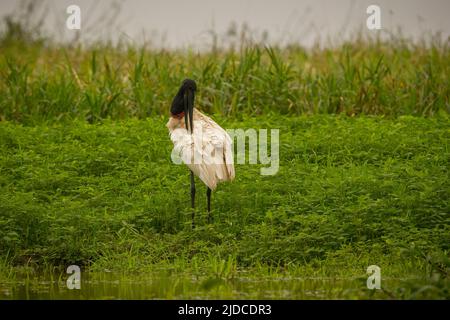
[170,116,235,190]
[194,111,235,181]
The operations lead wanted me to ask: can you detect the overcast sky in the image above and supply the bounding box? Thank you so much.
[0,0,449,48]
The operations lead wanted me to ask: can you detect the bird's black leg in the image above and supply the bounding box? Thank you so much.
[190,171,196,229]
[207,187,212,223]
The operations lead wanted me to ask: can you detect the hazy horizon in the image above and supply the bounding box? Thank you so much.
[0,0,449,49]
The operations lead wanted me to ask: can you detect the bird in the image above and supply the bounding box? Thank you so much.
[167,79,235,228]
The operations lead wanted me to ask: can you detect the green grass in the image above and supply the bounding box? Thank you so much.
[0,34,449,123]
[0,115,448,298]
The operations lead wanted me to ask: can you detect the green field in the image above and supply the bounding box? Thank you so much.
[1,115,449,298]
[0,19,449,299]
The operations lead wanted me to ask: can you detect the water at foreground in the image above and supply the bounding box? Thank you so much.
[0,271,440,300]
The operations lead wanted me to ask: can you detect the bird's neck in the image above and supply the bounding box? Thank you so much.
[166,108,199,132]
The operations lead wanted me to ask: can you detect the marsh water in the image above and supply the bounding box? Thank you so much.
[0,271,403,300]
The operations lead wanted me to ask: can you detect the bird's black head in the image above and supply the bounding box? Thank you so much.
[170,79,197,115]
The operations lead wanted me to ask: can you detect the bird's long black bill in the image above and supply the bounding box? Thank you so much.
[183,92,190,133]
[183,90,194,134]
[188,90,194,135]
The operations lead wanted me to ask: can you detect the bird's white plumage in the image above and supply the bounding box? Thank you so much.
[167,109,235,190]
